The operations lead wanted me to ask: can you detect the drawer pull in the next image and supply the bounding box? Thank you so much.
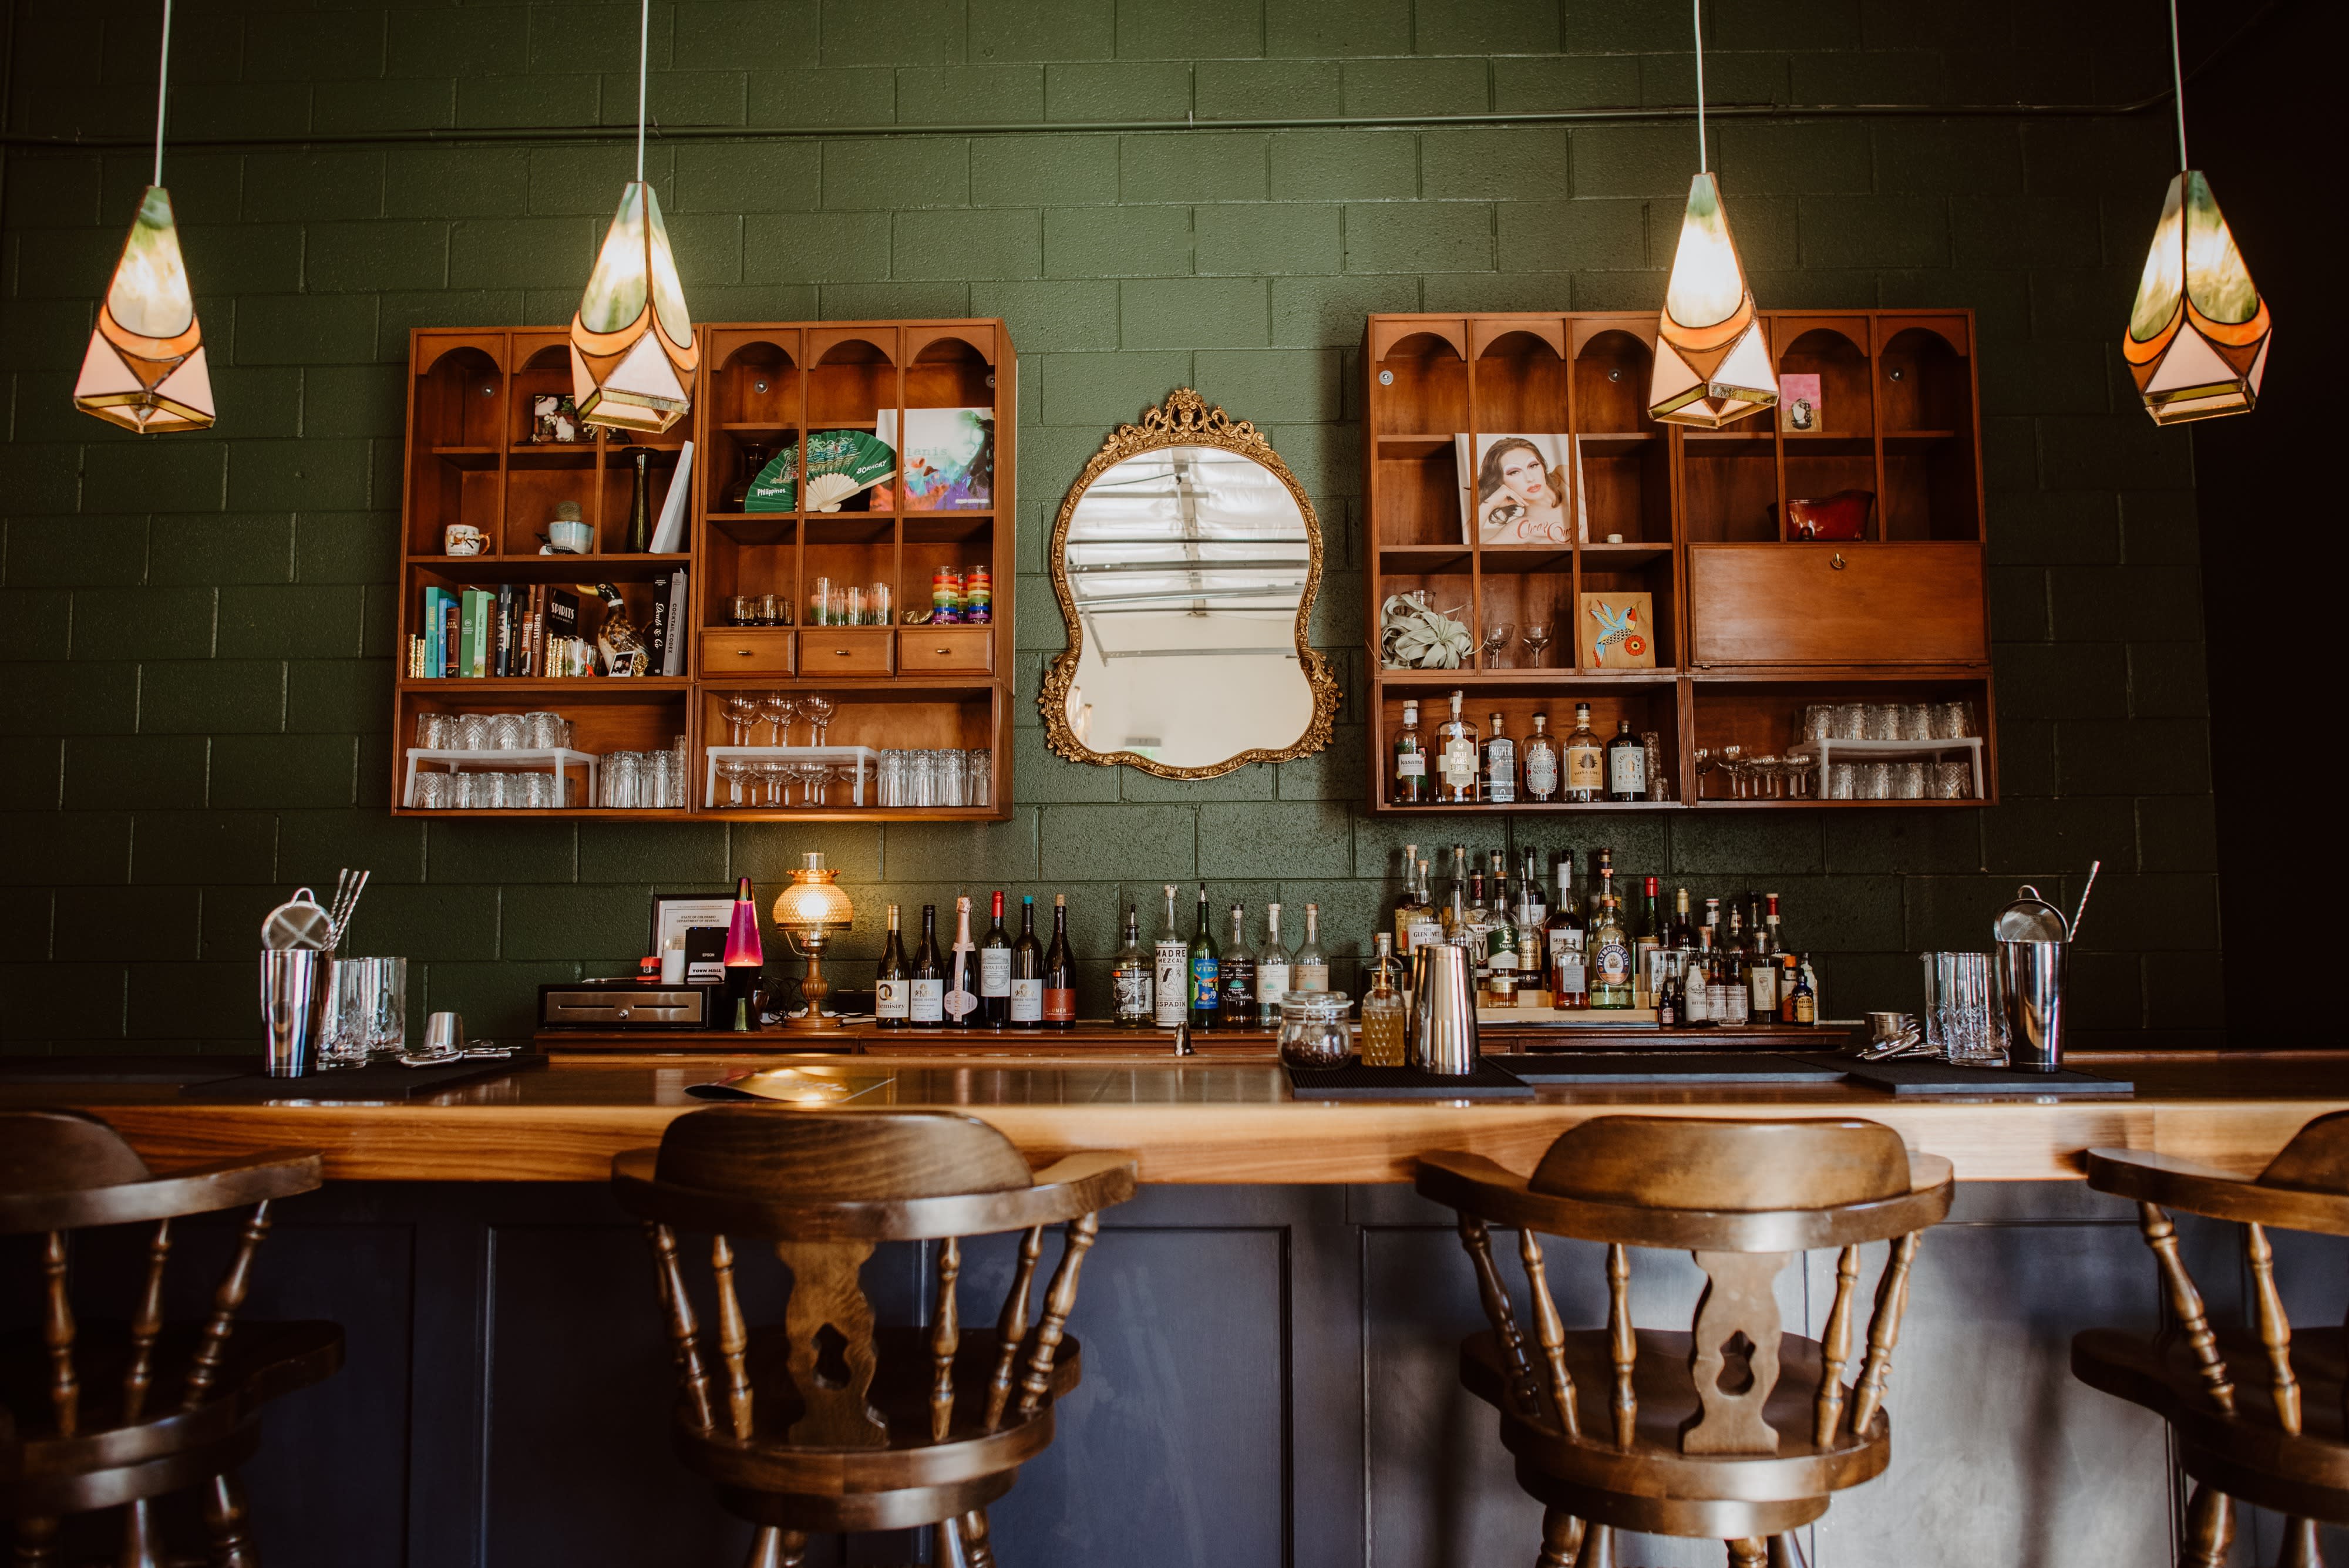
[833,648,852,656]
[736,649,753,656]
[1830,553,1847,570]
[934,646,950,655]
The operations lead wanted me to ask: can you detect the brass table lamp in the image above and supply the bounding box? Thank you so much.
[772,852,854,1030]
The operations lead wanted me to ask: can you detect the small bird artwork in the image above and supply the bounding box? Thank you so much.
[1589,600,1645,661]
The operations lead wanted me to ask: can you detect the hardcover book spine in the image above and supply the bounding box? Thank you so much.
[664,569,687,676]
[442,597,460,679]
[646,571,669,671]
[494,584,514,677]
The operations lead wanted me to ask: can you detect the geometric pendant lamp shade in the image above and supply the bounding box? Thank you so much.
[74,186,214,433]
[2122,171,2271,425]
[569,179,698,434]
[1647,173,1776,429]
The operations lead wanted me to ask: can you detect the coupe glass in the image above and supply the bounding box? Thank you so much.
[800,694,835,745]
[1519,621,1553,669]
[722,694,758,746]
[1480,621,1516,669]
[759,693,797,748]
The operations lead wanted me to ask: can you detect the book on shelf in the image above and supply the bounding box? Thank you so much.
[649,442,692,552]
[411,581,602,679]
[662,570,687,677]
[876,408,993,510]
[647,572,669,671]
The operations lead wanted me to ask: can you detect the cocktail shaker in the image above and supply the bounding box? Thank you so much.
[258,949,327,1078]
[1993,884,2072,1072]
[1409,943,1479,1075]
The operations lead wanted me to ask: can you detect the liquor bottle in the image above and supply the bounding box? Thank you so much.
[1547,852,1587,1007]
[944,896,979,1028]
[1764,892,1785,957]
[1657,964,1680,1026]
[1590,874,1633,1008]
[1294,904,1330,991]
[1515,848,1547,930]
[1361,933,1407,1066]
[1405,862,1444,954]
[1563,702,1604,804]
[1220,904,1257,1028]
[1255,903,1290,1028]
[1487,869,1520,1001]
[1436,691,1480,804]
[1153,884,1187,1028]
[874,904,910,1027]
[1392,701,1428,805]
[1684,928,1713,1026]
[1043,894,1076,1029]
[1702,896,1722,955]
[1113,906,1152,1027]
[910,904,944,1027]
[1463,871,1495,987]
[1482,711,1517,805]
[1392,843,1423,954]
[1635,876,1663,1008]
[1522,713,1559,802]
[1718,910,1751,1025]
[1605,719,1645,802]
[1671,887,1698,951]
[1008,895,1045,1028]
[1189,884,1220,1031]
[978,891,1012,1027]
[1441,844,1470,940]
[1745,898,1779,1025]
[1789,954,1819,1024]
[1587,847,1615,926]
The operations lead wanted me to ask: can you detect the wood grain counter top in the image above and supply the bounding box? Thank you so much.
[7,1052,2346,1186]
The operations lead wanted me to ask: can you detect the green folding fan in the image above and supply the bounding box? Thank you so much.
[743,444,797,512]
[803,428,895,512]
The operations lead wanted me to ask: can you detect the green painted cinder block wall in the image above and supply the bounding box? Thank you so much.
[0,0,2219,1049]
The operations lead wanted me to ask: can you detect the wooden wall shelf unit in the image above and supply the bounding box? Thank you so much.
[393,321,1017,821]
[1362,310,1995,814]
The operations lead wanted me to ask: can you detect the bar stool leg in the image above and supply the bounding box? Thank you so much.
[1536,1506,1584,1567]
[1580,1523,1616,1568]
[1766,1537,1798,1568]
[203,1473,258,1568]
[1728,1539,1766,1567]
[2180,1483,2233,1568]
[743,1527,808,1568]
[2276,1516,2321,1568]
[12,1516,60,1567]
[119,1498,166,1568]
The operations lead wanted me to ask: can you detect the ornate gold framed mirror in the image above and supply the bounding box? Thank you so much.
[1041,389,1342,779]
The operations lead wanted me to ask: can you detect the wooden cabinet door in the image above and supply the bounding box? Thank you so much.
[1687,543,1985,665]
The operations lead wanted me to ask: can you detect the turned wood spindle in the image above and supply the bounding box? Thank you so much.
[1535,1507,1584,1568]
[1017,1214,1101,1418]
[711,1234,755,1441]
[203,1472,258,1568]
[2277,1516,2321,1568]
[2244,1220,2300,1434]
[645,1222,716,1433]
[1728,1539,1767,1567]
[42,1230,75,1439]
[745,1526,811,1567]
[1814,1244,1860,1446]
[1607,1243,1637,1449]
[985,1225,1045,1431]
[117,1498,164,1568]
[931,1237,962,1443]
[121,1218,174,1425]
[1518,1226,1580,1436]
[1846,1231,1919,1438]
[1455,1217,1541,1421]
[958,1508,998,1568]
[181,1202,273,1414]
[2136,1202,2235,1415]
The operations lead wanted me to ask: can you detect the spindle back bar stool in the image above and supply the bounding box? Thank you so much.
[2074,1111,2349,1568]
[0,1109,339,1568]
[612,1106,1138,1568]
[1417,1116,1955,1567]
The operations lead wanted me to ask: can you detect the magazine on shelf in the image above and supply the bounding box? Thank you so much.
[877,408,994,510]
[1453,433,1586,545]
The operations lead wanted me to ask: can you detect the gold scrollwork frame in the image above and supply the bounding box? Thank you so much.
[1041,388,1342,779]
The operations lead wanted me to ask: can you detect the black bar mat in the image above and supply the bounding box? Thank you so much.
[1795,1055,2133,1096]
[1,1055,255,1085]
[1287,1060,1534,1101]
[1488,1052,1847,1084]
[179,1056,546,1101]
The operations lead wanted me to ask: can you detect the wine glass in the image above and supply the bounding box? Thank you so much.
[1519,621,1553,669]
[759,692,797,748]
[1719,743,1746,798]
[756,757,789,807]
[722,694,758,746]
[717,758,746,809]
[798,761,833,807]
[1480,621,1516,668]
[800,694,836,746]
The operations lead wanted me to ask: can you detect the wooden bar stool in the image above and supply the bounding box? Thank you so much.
[2073,1111,2349,1568]
[1417,1116,1954,1567]
[611,1106,1138,1568]
[1,1109,340,1567]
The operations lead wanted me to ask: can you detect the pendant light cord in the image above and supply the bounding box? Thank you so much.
[2168,0,2188,168]
[152,0,171,187]
[1692,0,1707,173]
[635,0,648,183]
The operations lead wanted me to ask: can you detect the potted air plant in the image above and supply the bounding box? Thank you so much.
[1379,591,1473,669]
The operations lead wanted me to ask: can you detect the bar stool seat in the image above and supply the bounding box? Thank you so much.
[613,1106,1136,1567]
[1419,1115,1953,1566]
[2072,1112,2349,1566]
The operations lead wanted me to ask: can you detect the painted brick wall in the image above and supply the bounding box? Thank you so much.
[0,0,2219,1050]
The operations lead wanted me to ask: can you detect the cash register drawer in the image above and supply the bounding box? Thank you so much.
[540,987,709,1028]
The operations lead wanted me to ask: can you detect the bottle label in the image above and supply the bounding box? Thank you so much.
[1610,747,1647,795]
[1485,740,1515,802]
[1567,744,1603,789]
[874,978,908,1019]
[1405,917,1443,953]
[1044,986,1076,1023]
[1489,943,1517,973]
[1525,749,1557,797]
[1221,970,1253,1008]
[1553,954,1584,993]
[1442,738,1477,788]
[1792,991,1816,1024]
[1257,962,1288,1004]
[1749,964,1779,1011]
[980,949,1011,997]
[1395,754,1425,777]
[910,978,944,1022]
[1294,962,1329,990]
[1009,977,1043,1022]
[1190,955,1220,1009]
[1116,968,1153,1020]
[1154,942,1187,1025]
[1596,940,1631,985]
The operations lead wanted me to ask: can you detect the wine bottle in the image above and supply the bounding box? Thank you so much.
[874,904,910,1027]
[944,896,978,1028]
[1392,843,1423,955]
[910,904,944,1027]
[1220,904,1256,1028]
[1189,884,1220,1030]
[1393,700,1428,805]
[1113,906,1152,1027]
[626,448,652,553]
[1255,903,1290,1028]
[978,890,1012,1027]
[1153,884,1187,1028]
[1635,875,1663,1008]
[1008,895,1044,1028]
[1043,894,1076,1029]
[1605,718,1645,802]
[1293,903,1330,992]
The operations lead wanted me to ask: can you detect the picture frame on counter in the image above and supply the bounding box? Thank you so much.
[651,892,737,978]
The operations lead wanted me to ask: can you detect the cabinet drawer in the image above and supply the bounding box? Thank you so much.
[799,630,895,675]
[1688,543,1986,665]
[897,628,994,674]
[699,631,795,674]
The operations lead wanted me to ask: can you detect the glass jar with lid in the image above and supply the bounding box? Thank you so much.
[1277,990,1353,1071]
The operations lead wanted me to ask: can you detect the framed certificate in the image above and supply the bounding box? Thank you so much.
[651,892,737,980]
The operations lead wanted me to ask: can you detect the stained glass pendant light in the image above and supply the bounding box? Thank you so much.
[1647,0,1775,429]
[2123,0,2271,425]
[73,0,213,433]
[569,0,697,433]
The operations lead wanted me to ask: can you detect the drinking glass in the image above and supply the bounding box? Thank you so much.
[524,711,564,749]
[800,694,835,745]
[877,751,905,807]
[415,712,450,749]
[1894,761,1926,799]
[670,736,689,807]
[760,692,797,747]
[1863,704,1897,741]
[649,748,675,811]
[966,749,992,808]
[1933,760,1973,799]
[870,582,893,624]
[457,713,492,751]
[487,713,523,750]
[449,770,476,809]
[1857,761,1890,800]
[940,749,971,807]
[799,762,834,807]
[319,960,374,1068]
[808,577,836,627]
[910,749,940,807]
[1802,705,1833,744]
[524,771,556,809]
[1830,703,1866,741]
[1895,702,1932,742]
[1931,699,1976,740]
[758,593,783,626]
[1826,762,1857,800]
[411,771,449,810]
[604,751,642,809]
[722,694,758,746]
[718,758,746,809]
[1923,951,2002,1065]
[1519,622,1553,669]
[1480,621,1516,668]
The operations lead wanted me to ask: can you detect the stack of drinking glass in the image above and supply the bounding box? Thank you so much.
[1805,700,1977,801]
[874,749,994,809]
[598,736,691,809]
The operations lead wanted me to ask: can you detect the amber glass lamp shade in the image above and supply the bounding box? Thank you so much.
[569,180,698,434]
[772,853,853,1031]
[74,187,214,434]
[2123,171,2271,425]
[1647,174,1776,429]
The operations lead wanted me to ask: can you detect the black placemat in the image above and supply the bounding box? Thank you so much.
[1488,1052,1847,1084]
[179,1056,546,1101]
[1797,1055,2133,1096]
[1,1055,254,1085]
[1287,1060,1534,1101]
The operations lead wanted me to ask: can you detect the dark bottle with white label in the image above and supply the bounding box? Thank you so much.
[874,904,910,1027]
[1007,895,1045,1028]
[1482,711,1517,804]
[1113,906,1152,1027]
[1220,904,1256,1028]
[1605,719,1646,802]
[1189,884,1220,1031]
[1043,894,1076,1029]
[978,890,1012,1027]
[910,904,944,1027]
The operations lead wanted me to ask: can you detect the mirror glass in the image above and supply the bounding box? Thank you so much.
[1049,408,1336,775]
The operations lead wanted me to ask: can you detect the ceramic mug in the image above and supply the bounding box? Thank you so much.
[547,519,594,554]
[444,523,488,556]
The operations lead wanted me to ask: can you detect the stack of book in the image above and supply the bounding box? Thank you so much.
[406,571,688,679]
